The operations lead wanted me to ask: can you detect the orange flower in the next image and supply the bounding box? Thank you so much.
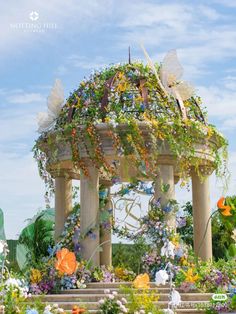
[133,273,150,289]
[217,197,232,216]
[55,248,78,275]
[72,306,85,314]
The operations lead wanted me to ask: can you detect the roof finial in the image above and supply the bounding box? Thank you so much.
[128,46,131,64]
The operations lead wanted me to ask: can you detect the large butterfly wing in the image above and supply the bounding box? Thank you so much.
[37,112,54,133]
[47,79,64,117]
[176,81,194,101]
[140,44,168,96]
[160,50,183,83]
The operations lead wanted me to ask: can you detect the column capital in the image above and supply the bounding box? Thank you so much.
[191,165,214,177]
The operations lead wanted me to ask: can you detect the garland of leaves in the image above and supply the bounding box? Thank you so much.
[33,62,228,194]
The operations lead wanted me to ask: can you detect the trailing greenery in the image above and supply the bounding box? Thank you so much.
[33,62,228,194]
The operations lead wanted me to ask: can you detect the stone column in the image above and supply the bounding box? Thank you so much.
[191,170,212,261]
[154,164,176,229]
[100,186,112,266]
[54,177,72,240]
[80,167,100,266]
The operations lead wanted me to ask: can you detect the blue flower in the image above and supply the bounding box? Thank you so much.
[26,309,39,314]
[163,205,172,213]
[144,187,153,195]
[140,103,145,111]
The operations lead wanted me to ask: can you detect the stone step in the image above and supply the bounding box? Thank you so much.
[85,282,164,288]
[85,310,205,314]
[40,293,212,303]
[59,287,172,294]
[43,300,210,311]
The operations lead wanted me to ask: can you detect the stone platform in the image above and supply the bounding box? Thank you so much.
[36,282,212,313]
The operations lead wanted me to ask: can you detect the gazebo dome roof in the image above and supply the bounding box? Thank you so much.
[34,62,227,191]
[54,62,207,130]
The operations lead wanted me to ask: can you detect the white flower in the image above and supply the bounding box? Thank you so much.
[163,309,174,314]
[117,300,122,306]
[108,294,115,300]
[99,299,105,305]
[231,229,236,242]
[170,289,181,306]
[120,305,128,313]
[5,277,20,287]
[104,289,110,294]
[161,241,175,258]
[0,240,6,254]
[112,291,118,296]
[121,297,127,304]
[155,269,169,285]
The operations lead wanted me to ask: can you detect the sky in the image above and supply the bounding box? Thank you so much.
[0,0,236,239]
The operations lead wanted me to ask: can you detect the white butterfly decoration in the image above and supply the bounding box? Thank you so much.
[170,289,181,307]
[37,79,64,133]
[160,50,194,119]
[141,45,194,120]
[140,44,168,97]
[155,269,169,285]
[161,240,175,259]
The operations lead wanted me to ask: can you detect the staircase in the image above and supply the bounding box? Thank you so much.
[38,282,211,313]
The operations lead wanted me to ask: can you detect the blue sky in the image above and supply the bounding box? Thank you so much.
[1,0,236,239]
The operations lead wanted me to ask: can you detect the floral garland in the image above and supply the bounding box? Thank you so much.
[33,62,228,195]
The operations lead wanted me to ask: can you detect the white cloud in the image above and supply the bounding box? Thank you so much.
[119,3,193,30]
[222,118,236,130]
[211,0,236,8]
[0,152,46,239]
[56,55,108,75]
[0,88,46,143]
[6,92,44,104]
[0,0,113,57]
[197,84,236,118]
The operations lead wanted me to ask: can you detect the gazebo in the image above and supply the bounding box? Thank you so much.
[34,61,227,267]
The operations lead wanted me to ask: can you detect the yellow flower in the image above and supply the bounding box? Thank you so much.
[135,95,144,102]
[183,268,199,283]
[133,273,150,289]
[104,117,111,123]
[117,72,125,80]
[114,267,125,279]
[180,257,188,266]
[207,127,214,139]
[126,134,133,142]
[116,82,128,92]
[171,235,179,246]
[30,269,42,284]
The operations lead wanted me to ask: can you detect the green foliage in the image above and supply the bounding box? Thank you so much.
[120,286,162,314]
[212,195,236,260]
[112,240,149,274]
[18,214,54,268]
[33,62,228,196]
[177,199,236,261]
